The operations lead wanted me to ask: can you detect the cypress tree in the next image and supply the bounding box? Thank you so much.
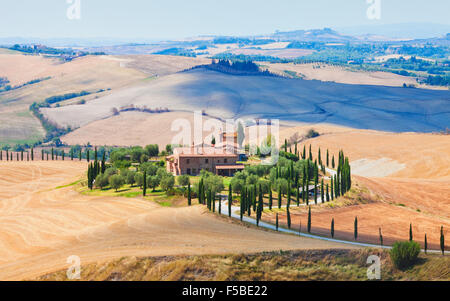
[332,156,335,169]
[302,145,306,160]
[257,184,263,220]
[318,148,322,166]
[287,208,291,229]
[239,193,243,221]
[331,218,335,238]
[284,139,287,152]
[307,206,311,233]
[0,150,2,161]
[424,233,427,254]
[278,184,282,209]
[198,178,203,204]
[188,182,192,206]
[287,180,291,207]
[218,193,221,214]
[295,142,298,157]
[314,176,318,205]
[379,228,383,246]
[70,149,74,160]
[309,145,312,161]
[269,184,273,210]
[16,153,19,161]
[31,148,34,161]
[326,149,329,167]
[252,185,257,212]
[440,226,445,256]
[212,192,216,213]
[247,187,251,216]
[6,150,8,161]
[276,213,279,231]
[101,152,106,173]
[94,147,98,161]
[331,177,334,201]
[62,151,65,161]
[354,217,358,241]
[207,188,211,210]
[21,150,23,161]
[87,149,90,162]
[321,179,324,203]
[143,171,147,196]
[409,223,413,241]
[326,184,330,202]
[79,149,82,161]
[51,148,54,160]
[296,186,299,207]
[228,184,232,217]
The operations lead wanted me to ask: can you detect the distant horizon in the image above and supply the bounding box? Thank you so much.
[1,0,449,42]
[0,22,449,47]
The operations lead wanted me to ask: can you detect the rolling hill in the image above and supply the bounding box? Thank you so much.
[43,67,450,133]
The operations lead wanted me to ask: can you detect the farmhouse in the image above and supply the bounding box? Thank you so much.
[166,132,245,176]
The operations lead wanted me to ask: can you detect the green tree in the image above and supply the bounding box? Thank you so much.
[379,228,383,246]
[126,171,136,186]
[354,217,358,241]
[331,218,335,238]
[109,175,125,192]
[424,233,427,254]
[268,184,273,210]
[410,223,413,241]
[177,175,190,187]
[187,182,192,206]
[440,226,445,256]
[307,206,311,233]
[277,184,282,209]
[143,171,147,196]
[276,213,279,231]
[135,172,143,188]
[228,184,232,217]
[148,175,160,191]
[95,174,109,189]
[160,174,175,192]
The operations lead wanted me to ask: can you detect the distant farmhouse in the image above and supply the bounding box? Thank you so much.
[166,132,245,176]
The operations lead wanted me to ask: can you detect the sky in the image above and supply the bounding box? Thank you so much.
[0,0,449,40]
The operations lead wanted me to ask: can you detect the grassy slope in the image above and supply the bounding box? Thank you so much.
[43,68,450,133]
[0,54,147,145]
[37,248,449,281]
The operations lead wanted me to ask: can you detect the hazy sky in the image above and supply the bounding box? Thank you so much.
[0,0,449,39]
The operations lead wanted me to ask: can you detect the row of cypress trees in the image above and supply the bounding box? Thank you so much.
[87,148,106,190]
[0,147,103,162]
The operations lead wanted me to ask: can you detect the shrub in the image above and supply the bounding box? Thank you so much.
[305,129,320,139]
[177,175,190,187]
[390,241,421,270]
[95,174,109,189]
[160,174,175,192]
[134,172,144,188]
[109,175,125,192]
[126,171,137,186]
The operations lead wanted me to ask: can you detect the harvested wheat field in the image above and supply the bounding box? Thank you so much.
[264,129,450,251]
[0,161,352,280]
[265,62,441,89]
[62,111,227,148]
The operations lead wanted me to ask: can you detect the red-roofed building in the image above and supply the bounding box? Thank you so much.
[166,132,245,176]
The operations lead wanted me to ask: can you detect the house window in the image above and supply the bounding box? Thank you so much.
[205,159,209,164]
[187,168,191,175]
[187,159,190,164]
[224,159,228,163]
